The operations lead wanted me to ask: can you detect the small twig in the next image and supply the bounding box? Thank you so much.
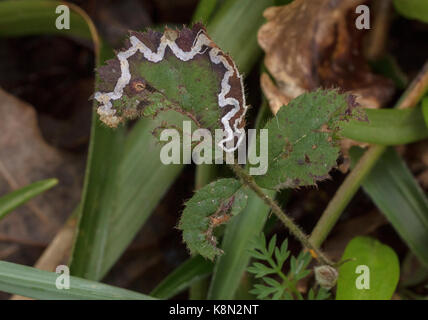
[366,0,393,60]
[229,162,334,266]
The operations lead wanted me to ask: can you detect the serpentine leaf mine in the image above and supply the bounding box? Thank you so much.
[93,23,247,152]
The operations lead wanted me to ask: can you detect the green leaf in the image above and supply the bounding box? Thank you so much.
[248,235,291,279]
[247,262,276,278]
[178,178,246,260]
[230,188,249,216]
[250,283,279,299]
[312,287,331,300]
[94,24,247,153]
[393,0,428,23]
[263,277,282,288]
[71,113,184,279]
[255,90,364,190]
[369,55,408,89]
[350,147,428,267]
[342,107,428,145]
[255,232,268,253]
[308,288,315,300]
[192,0,220,23]
[0,179,57,220]
[151,255,213,299]
[0,0,94,39]
[336,236,400,300]
[248,249,268,261]
[247,233,318,301]
[274,239,290,267]
[69,114,126,279]
[0,261,154,300]
[267,234,277,257]
[290,252,311,281]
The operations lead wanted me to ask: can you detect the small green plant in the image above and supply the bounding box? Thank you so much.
[247,233,330,300]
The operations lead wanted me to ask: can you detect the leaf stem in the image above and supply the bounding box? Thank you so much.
[310,60,428,247]
[229,163,334,266]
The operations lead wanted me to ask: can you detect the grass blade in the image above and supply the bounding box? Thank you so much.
[192,0,221,23]
[350,147,428,267]
[342,107,428,145]
[69,116,125,279]
[422,97,428,127]
[0,0,94,40]
[0,261,154,300]
[151,256,213,299]
[207,0,275,72]
[91,116,183,278]
[70,47,183,279]
[0,179,58,220]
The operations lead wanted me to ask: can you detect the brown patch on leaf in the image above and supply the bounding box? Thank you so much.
[129,29,162,53]
[175,23,208,52]
[96,58,121,93]
[128,78,147,94]
[204,196,235,252]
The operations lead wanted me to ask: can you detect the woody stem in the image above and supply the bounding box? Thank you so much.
[229,162,334,266]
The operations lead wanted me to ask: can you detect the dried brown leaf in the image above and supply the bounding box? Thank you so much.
[0,88,83,265]
[258,0,395,113]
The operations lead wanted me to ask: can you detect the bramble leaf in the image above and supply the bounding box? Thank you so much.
[94,24,247,152]
[254,89,366,190]
[178,178,248,260]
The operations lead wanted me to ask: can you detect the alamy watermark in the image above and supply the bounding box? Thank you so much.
[159,121,268,175]
[355,265,370,290]
[55,265,70,290]
[355,5,370,30]
[55,5,70,30]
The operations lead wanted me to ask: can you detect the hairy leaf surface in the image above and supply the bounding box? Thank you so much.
[94,24,247,152]
[178,178,247,260]
[255,90,365,190]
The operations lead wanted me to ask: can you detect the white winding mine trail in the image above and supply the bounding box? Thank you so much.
[94,29,247,152]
